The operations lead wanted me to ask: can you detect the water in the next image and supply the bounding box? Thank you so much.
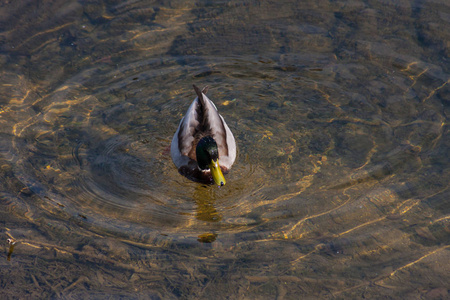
[1,0,449,298]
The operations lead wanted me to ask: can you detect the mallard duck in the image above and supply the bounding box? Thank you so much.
[171,85,236,186]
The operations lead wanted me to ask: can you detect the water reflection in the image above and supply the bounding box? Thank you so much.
[1,0,449,298]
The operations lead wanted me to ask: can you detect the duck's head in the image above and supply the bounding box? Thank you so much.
[196,136,226,186]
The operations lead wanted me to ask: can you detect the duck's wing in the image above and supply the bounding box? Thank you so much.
[175,101,200,158]
[173,86,215,160]
[192,85,229,158]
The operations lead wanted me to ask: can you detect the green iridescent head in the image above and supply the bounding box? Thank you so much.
[196,136,226,186]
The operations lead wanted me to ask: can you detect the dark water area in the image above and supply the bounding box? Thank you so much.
[1,0,449,298]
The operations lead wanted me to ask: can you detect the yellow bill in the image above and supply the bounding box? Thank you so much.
[209,159,226,186]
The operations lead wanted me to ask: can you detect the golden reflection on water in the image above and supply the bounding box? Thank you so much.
[1,0,449,298]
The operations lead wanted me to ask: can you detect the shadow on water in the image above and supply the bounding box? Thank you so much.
[0,0,449,298]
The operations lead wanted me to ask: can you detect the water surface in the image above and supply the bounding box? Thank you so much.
[1,0,449,298]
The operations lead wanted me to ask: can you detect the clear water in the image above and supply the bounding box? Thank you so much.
[1,0,449,298]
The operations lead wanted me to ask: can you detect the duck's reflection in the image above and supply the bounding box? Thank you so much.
[192,185,221,243]
[192,185,222,223]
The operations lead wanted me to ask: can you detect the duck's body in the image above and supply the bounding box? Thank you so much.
[171,85,236,185]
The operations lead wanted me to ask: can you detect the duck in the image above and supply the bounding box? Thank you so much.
[171,85,236,186]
